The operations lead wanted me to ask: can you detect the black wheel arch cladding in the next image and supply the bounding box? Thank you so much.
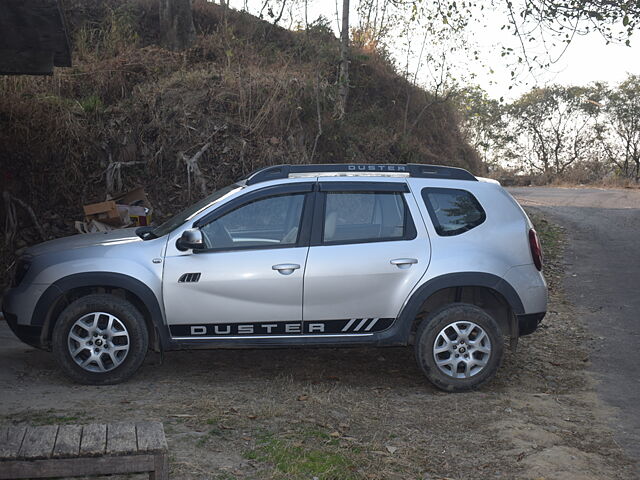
[32,272,171,350]
[394,271,524,343]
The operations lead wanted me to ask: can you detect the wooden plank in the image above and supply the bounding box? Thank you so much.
[52,424,81,458]
[106,423,137,455]
[18,425,58,460]
[136,422,168,453]
[83,200,117,216]
[79,424,106,457]
[0,426,27,459]
[0,454,155,479]
[150,453,169,480]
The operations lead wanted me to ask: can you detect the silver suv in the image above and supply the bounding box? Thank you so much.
[2,164,547,391]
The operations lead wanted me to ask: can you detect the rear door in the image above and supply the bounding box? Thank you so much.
[302,181,430,335]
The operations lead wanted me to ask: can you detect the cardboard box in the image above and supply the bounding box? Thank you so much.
[83,187,152,227]
[82,200,124,226]
[114,187,152,226]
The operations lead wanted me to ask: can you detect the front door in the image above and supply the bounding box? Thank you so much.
[163,184,314,339]
[302,181,430,335]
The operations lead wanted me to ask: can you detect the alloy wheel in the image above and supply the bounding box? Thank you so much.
[432,321,492,379]
[67,312,130,373]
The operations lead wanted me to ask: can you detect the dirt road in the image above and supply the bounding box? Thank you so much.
[510,186,640,462]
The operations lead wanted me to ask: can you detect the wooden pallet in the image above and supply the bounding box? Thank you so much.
[0,422,168,479]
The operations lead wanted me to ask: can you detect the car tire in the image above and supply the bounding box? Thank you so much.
[52,294,149,385]
[414,303,504,392]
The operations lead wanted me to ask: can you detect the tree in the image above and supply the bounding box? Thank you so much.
[353,0,639,85]
[159,0,196,51]
[257,0,291,25]
[513,0,639,45]
[486,0,640,77]
[454,86,514,169]
[351,0,640,86]
[507,86,599,177]
[336,0,350,119]
[593,75,640,181]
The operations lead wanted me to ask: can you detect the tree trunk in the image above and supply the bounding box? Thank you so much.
[304,0,309,31]
[159,0,196,51]
[272,0,287,25]
[336,0,350,119]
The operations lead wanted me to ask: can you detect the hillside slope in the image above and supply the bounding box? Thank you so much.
[0,0,480,287]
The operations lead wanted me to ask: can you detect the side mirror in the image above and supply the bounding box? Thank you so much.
[176,228,205,252]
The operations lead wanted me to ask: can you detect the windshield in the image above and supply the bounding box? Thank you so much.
[151,183,243,237]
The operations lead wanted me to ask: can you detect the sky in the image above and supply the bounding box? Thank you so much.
[531,34,639,90]
[227,0,640,100]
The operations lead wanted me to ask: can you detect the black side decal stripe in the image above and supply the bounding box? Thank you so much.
[170,318,395,337]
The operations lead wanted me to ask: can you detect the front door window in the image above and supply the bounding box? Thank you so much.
[200,193,306,250]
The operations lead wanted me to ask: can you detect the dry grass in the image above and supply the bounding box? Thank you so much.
[549,177,640,189]
[488,164,640,188]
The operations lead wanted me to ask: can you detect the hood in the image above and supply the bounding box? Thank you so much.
[26,228,142,257]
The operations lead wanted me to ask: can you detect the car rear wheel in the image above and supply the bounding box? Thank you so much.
[415,303,504,392]
[52,294,149,385]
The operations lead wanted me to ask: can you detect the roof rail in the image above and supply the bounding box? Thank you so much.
[244,164,477,185]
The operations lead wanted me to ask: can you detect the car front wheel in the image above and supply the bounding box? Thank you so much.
[52,294,149,385]
[415,303,504,392]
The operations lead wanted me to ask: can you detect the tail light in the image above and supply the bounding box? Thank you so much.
[529,228,543,271]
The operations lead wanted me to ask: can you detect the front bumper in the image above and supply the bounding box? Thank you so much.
[2,283,49,349]
[3,310,44,348]
[517,312,546,336]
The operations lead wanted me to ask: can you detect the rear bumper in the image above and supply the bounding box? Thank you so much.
[503,265,548,315]
[517,312,546,336]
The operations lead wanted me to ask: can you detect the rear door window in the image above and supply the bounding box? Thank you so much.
[421,188,486,236]
[322,191,415,244]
